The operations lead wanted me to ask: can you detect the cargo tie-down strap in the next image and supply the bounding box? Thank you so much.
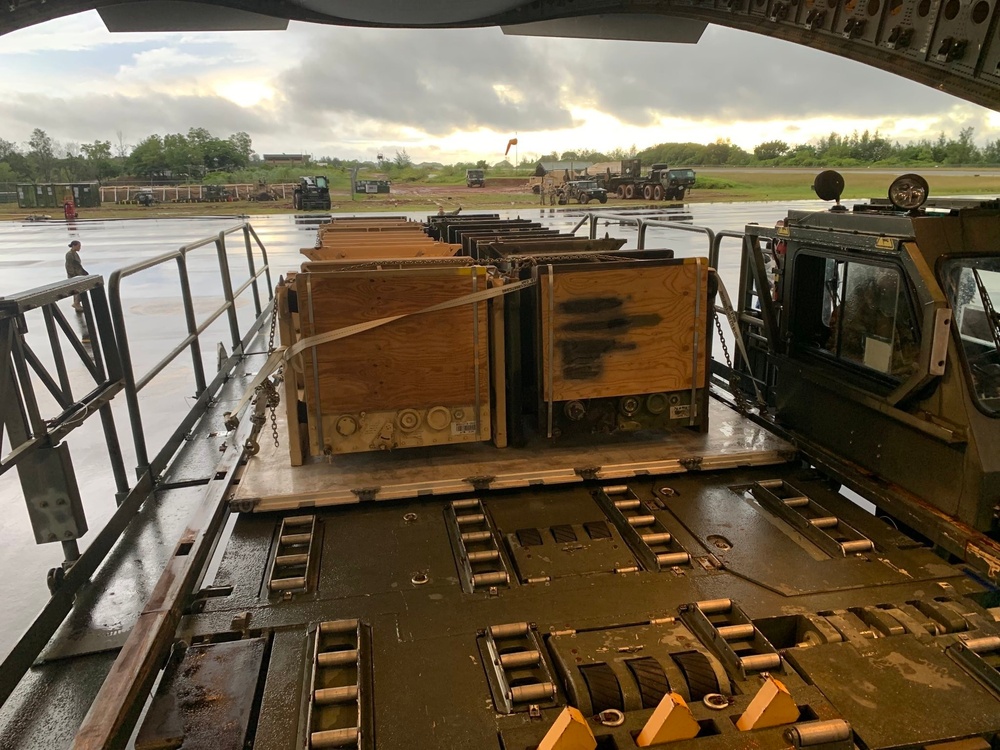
[226,276,537,427]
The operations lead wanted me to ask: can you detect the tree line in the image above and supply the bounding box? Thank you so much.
[541,127,1000,168]
[4,126,1000,187]
[0,127,254,184]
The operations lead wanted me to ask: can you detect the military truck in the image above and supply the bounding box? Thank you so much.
[203,185,233,202]
[646,164,696,200]
[557,179,608,205]
[592,159,696,201]
[293,175,331,210]
[466,169,485,188]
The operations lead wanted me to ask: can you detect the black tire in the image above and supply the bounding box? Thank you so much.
[625,184,636,200]
[579,194,590,205]
[616,185,626,199]
[653,185,664,201]
[677,187,686,200]
[599,195,608,204]
[532,185,540,194]
[627,657,671,709]
[671,651,720,700]
[643,185,653,200]
[557,194,567,205]
[293,192,302,210]
[580,663,623,713]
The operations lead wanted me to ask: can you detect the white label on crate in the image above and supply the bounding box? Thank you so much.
[669,404,691,420]
[451,421,478,436]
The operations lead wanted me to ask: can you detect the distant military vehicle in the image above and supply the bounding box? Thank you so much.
[466,169,486,188]
[558,179,608,205]
[203,185,233,202]
[293,176,331,210]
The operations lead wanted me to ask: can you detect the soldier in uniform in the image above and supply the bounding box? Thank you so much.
[65,240,87,312]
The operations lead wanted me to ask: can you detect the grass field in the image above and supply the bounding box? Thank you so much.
[3,168,998,220]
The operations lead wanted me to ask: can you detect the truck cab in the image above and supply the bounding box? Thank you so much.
[649,164,696,200]
[730,171,1000,536]
[466,169,486,188]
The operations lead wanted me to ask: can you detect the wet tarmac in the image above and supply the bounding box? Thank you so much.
[0,201,823,660]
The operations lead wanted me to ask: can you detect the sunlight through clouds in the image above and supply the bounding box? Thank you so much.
[0,12,997,161]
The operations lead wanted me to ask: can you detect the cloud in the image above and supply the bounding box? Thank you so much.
[0,91,282,145]
[278,27,575,134]
[1,13,997,162]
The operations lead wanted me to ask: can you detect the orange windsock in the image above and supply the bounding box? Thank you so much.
[504,138,518,156]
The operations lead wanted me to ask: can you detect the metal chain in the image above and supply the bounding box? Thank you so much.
[713,310,750,415]
[265,303,282,448]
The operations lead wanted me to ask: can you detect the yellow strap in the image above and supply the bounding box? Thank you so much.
[226,277,536,424]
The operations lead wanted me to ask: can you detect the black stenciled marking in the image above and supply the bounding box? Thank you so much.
[559,339,637,379]
[558,297,623,314]
[561,313,663,333]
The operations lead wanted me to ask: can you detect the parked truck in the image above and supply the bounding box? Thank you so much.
[465,169,485,188]
[591,159,696,201]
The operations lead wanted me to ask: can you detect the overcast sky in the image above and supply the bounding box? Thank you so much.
[1,10,998,164]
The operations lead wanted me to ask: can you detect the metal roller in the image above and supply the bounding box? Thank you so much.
[739,653,782,672]
[509,681,555,703]
[963,635,1000,653]
[280,532,312,545]
[285,515,315,526]
[461,530,492,543]
[317,649,358,667]
[840,540,874,553]
[320,619,359,635]
[783,497,810,508]
[697,599,733,614]
[656,552,691,567]
[311,727,360,749]
[269,576,306,591]
[451,499,481,510]
[716,624,755,640]
[642,532,673,545]
[472,571,509,587]
[614,499,641,510]
[628,515,656,527]
[809,516,839,529]
[275,553,309,566]
[783,719,852,747]
[314,685,359,705]
[456,513,486,525]
[488,622,529,639]
[499,649,541,668]
[604,485,629,495]
[466,549,500,563]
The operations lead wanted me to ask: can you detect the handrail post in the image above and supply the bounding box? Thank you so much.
[176,254,207,396]
[243,224,262,318]
[109,270,149,476]
[215,232,242,352]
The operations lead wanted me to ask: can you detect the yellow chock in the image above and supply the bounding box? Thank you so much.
[636,692,700,746]
[537,706,597,750]
[736,675,800,731]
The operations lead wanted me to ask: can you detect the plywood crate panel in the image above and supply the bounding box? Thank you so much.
[537,257,709,433]
[294,266,491,455]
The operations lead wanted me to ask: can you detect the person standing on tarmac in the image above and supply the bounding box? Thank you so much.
[65,240,87,311]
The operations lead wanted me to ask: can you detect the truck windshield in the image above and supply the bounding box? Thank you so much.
[941,257,1000,416]
[315,177,328,189]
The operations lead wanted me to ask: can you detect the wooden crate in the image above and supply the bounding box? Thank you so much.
[286,266,494,457]
[534,257,710,436]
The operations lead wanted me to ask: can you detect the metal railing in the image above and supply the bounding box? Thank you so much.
[0,221,273,711]
[109,223,272,478]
